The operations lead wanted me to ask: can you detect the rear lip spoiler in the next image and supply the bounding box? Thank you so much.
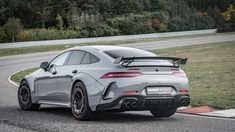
[114,56,188,68]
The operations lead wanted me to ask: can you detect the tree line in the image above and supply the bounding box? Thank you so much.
[0,0,235,42]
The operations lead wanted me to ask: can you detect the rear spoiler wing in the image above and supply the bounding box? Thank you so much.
[114,56,187,68]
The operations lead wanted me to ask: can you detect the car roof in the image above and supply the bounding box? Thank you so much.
[68,45,138,52]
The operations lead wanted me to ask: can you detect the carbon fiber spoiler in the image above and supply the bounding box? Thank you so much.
[114,56,187,68]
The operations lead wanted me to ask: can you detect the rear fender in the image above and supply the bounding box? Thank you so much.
[71,72,105,111]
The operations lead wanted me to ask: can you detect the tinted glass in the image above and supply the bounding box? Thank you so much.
[50,52,70,66]
[81,53,100,64]
[81,52,90,64]
[90,54,99,63]
[104,49,156,59]
[67,51,85,65]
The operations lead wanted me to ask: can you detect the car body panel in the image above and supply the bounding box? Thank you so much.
[21,46,190,111]
[97,74,189,105]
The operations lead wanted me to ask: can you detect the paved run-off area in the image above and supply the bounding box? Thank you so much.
[0,34,235,132]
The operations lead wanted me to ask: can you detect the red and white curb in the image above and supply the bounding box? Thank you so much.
[177,106,235,118]
[8,71,20,87]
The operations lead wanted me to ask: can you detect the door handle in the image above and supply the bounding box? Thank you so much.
[72,70,77,74]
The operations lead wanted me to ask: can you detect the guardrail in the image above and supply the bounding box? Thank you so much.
[0,29,217,49]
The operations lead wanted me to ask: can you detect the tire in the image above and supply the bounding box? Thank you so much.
[150,108,176,117]
[71,81,93,120]
[18,80,40,111]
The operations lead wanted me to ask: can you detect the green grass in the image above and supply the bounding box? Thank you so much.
[153,41,235,109]
[11,41,235,109]
[1,32,232,57]
[11,67,39,83]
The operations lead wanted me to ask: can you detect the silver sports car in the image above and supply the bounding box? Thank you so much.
[18,46,190,120]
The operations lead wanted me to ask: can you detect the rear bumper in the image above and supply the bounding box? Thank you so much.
[96,94,190,111]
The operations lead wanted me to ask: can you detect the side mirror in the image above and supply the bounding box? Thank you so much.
[40,61,49,70]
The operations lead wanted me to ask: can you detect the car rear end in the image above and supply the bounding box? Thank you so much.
[95,47,190,113]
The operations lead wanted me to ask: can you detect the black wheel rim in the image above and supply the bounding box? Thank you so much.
[73,88,85,115]
[19,86,30,104]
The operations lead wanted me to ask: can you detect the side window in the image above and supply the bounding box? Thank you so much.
[81,53,90,64]
[81,52,100,64]
[50,52,70,66]
[66,51,85,65]
[90,54,99,63]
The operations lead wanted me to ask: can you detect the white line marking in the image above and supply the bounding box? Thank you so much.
[176,113,235,121]
[199,109,235,118]
[8,71,20,87]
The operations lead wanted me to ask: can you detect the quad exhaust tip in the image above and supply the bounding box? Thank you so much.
[122,99,139,109]
[180,98,190,107]
[131,101,138,108]
[125,102,131,109]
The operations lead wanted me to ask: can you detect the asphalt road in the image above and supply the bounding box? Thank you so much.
[0,29,216,49]
[1,34,235,132]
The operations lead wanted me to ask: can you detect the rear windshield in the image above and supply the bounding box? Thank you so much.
[104,49,156,59]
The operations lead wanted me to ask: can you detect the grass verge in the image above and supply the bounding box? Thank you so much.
[11,67,39,83]
[153,41,235,109]
[11,41,235,109]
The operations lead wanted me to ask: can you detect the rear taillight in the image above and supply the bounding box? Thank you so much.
[179,89,189,94]
[171,69,187,77]
[122,90,139,95]
[101,72,142,79]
